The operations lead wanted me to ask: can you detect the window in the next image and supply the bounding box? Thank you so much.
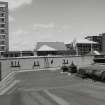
[0,13,5,17]
[2,41,5,44]
[1,13,4,17]
[0,41,5,45]
[0,18,5,23]
[0,35,5,39]
[1,46,4,50]
[0,29,5,34]
[0,7,5,11]
[1,18,4,22]
[1,24,5,27]
[1,29,4,33]
[0,24,5,28]
[0,46,5,51]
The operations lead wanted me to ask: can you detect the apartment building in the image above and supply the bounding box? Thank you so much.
[0,2,8,53]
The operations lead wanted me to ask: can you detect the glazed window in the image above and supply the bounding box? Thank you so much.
[0,35,5,39]
[0,18,5,22]
[0,13,5,17]
[0,41,5,44]
[0,24,5,28]
[0,7,5,11]
[0,29,5,34]
[1,46,4,50]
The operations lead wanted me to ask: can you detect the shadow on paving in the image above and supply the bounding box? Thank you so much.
[0,70,76,105]
[0,91,24,105]
[0,90,60,105]
[1,70,105,105]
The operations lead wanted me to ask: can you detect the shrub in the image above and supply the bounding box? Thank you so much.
[101,71,105,82]
[61,66,69,72]
[69,62,77,73]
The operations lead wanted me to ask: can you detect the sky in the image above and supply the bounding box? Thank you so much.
[1,0,105,50]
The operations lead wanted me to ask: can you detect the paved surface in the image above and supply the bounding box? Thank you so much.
[0,70,105,105]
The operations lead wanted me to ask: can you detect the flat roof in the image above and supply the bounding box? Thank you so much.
[76,39,97,44]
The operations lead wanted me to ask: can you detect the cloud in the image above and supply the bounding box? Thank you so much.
[10,30,35,51]
[33,23,72,31]
[61,25,72,30]
[10,28,57,51]
[9,24,78,51]
[33,23,55,30]
[10,24,72,50]
[12,30,28,36]
[3,0,32,10]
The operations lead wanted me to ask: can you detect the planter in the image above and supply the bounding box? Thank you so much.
[91,70,102,80]
[101,71,105,81]
[69,62,77,73]
[61,66,69,72]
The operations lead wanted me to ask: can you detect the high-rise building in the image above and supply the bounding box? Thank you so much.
[0,2,8,52]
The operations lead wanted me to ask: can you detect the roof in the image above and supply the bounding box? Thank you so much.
[86,50,100,55]
[35,42,67,51]
[38,45,57,51]
[76,39,97,44]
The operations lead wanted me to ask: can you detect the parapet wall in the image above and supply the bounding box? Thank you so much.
[0,56,94,80]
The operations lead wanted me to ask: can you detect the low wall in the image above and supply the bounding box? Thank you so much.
[0,55,94,79]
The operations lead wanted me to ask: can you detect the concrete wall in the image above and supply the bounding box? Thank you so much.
[0,56,94,79]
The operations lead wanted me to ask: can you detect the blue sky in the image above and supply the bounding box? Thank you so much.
[2,0,105,50]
